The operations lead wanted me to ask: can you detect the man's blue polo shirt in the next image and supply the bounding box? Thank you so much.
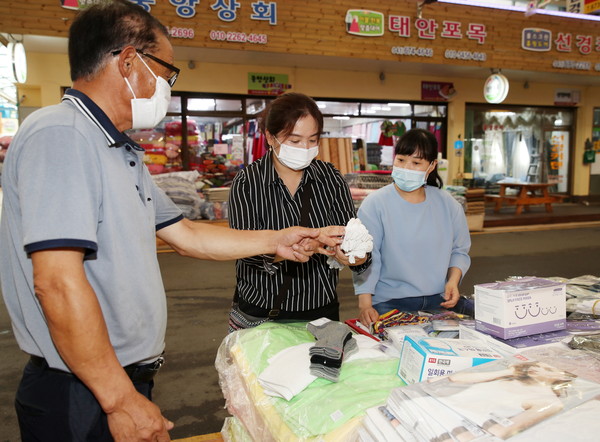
[0,89,183,371]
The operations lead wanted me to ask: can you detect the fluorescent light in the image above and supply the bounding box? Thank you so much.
[438,0,600,21]
[387,103,411,107]
[332,116,350,120]
[317,102,327,109]
[188,98,215,111]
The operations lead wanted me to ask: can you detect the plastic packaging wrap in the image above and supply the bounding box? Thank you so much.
[568,335,600,355]
[221,416,253,442]
[360,349,600,441]
[215,322,403,441]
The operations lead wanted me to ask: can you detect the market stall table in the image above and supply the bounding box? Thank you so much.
[487,182,564,215]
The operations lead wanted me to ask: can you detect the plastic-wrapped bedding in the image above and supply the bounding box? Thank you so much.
[215,321,404,441]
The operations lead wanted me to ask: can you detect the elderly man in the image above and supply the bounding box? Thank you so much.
[0,1,342,441]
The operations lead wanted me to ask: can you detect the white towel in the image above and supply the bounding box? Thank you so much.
[258,343,316,401]
[328,218,374,269]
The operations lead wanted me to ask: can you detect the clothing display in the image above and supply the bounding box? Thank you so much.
[216,322,402,440]
[258,333,392,400]
[471,140,483,176]
[486,130,506,177]
[228,152,370,315]
[511,134,531,182]
[353,184,471,306]
[307,320,358,382]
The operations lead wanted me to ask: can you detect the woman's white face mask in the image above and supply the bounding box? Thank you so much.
[124,53,171,130]
[273,138,319,170]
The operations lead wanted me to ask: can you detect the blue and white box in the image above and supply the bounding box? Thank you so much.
[397,336,502,384]
[474,277,566,340]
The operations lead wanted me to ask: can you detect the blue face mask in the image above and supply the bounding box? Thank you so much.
[392,166,429,192]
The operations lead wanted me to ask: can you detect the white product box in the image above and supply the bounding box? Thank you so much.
[397,336,502,384]
[474,277,566,340]
[458,321,571,357]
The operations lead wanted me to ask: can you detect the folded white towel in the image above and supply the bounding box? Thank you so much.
[258,343,316,401]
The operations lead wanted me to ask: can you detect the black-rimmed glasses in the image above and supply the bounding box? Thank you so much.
[111,49,180,87]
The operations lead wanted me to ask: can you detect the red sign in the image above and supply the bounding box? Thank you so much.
[421,81,456,101]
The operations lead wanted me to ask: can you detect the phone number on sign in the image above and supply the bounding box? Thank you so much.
[209,30,268,44]
[167,27,195,39]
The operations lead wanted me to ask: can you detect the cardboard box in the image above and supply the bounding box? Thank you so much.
[474,277,566,340]
[466,213,484,232]
[397,336,502,384]
[459,321,571,357]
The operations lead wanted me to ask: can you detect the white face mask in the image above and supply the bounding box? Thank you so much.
[392,162,433,192]
[273,138,319,170]
[124,53,171,130]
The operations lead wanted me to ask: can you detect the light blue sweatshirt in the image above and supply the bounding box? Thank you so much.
[353,184,471,305]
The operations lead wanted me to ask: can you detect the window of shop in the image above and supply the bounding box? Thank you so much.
[130,93,447,187]
[318,99,446,170]
[464,104,574,194]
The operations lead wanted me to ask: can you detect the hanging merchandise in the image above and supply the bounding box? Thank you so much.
[471,140,482,177]
[486,130,506,177]
[512,133,531,182]
[392,120,406,137]
[378,120,395,146]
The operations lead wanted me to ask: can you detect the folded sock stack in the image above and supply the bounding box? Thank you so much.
[307,321,358,382]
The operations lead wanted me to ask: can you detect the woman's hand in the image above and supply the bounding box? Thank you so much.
[329,246,368,267]
[359,307,380,326]
[441,267,463,309]
[440,281,460,309]
[358,293,379,326]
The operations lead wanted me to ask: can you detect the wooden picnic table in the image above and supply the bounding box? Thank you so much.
[487,182,564,215]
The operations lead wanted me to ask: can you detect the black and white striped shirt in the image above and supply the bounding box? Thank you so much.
[228,152,370,312]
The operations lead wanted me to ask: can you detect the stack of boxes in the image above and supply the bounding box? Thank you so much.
[463,277,568,356]
[396,277,568,385]
[465,188,486,231]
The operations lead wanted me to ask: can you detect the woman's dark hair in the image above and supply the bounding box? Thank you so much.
[395,128,443,188]
[68,0,168,82]
[258,93,324,142]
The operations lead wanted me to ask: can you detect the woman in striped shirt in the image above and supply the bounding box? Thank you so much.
[228,93,370,330]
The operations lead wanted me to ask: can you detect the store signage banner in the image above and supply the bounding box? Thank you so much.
[247,73,291,96]
[522,28,552,52]
[554,89,581,106]
[345,10,384,37]
[421,81,456,101]
[584,0,600,14]
[548,131,569,192]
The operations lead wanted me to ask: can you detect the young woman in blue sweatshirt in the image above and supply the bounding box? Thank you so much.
[353,128,471,325]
